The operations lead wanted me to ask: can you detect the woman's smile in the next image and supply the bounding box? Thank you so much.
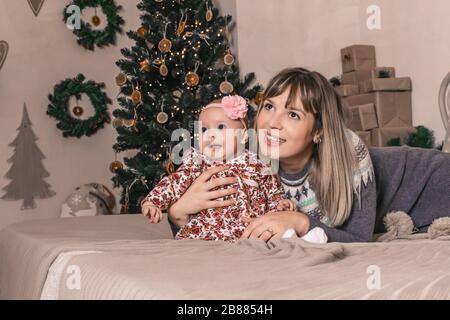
[264,132,286,147]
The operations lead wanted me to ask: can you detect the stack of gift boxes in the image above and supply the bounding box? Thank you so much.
[334,44,416,147]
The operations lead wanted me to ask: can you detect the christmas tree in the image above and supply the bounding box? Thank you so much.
[2,104,56,210]
[112,0,262,213]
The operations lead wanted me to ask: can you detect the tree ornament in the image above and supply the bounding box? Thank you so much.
[139,59,151,72]
[137,26,148,38]
[185,62,200,87]
[224,49,234,65]
[115,73,127,86]
[159,62,168,77]
[109,160,123,173]
[254,92,264,106]
[219,77,234,94]
[47,74,111,138]
[176,12,187,36]
[73,105,84,117]
[123,118,135,128]
[158,23,172,53]
[157,98,169,124]
[91,7,101,26]
[112,118,124,128]
[205,1,213,21]
[131,88,142,105]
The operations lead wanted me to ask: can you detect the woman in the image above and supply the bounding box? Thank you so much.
[167,67,450,242]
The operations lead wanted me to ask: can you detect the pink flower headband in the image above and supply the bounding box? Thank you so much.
[202,95,248,124]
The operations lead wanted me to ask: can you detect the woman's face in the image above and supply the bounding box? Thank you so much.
[256,88,316,170]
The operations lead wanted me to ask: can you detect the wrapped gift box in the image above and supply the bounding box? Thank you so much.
[341,45,376,73]
[348,103,378,131]
[371,127,417,147]
[335,85,359,97]
[359,77,412,94]
[342,67,396,85]
[355,131,372,147]
[343,92,412,128]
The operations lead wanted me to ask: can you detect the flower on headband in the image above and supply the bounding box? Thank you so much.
[221,95,248,120]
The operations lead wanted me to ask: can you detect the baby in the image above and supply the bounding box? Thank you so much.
[140,95,325,243]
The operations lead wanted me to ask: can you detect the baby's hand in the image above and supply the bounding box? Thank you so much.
[277,199,295,212]
[141,202,163,224]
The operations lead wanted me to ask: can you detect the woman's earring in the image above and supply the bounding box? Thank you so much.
[313,135,322,144]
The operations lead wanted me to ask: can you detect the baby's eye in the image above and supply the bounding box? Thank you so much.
[288,111,301,120]
[263,103,273,111]
[217,124,227,130]
[201,127,208,133]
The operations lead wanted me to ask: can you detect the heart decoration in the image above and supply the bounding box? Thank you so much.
[0,41,8,72]
[27,0,46,16]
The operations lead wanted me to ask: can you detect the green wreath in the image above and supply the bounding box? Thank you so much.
[47,74,111,138]
[63,0,124,51]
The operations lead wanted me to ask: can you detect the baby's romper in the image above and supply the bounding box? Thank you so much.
[141,148,285,242]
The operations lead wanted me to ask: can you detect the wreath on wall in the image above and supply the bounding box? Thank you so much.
[47,74,111,138]
[63,0,124,51]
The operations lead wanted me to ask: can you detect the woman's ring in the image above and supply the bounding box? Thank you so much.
[267,227,274,234]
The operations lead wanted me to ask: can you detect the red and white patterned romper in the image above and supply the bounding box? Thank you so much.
[141,148,284,242]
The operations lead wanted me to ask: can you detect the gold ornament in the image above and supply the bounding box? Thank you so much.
[109,160,123,173]
[255,92,264,106]
[158,38,172,53]
[115,73,127,86]
[73,106,84,117]
[219,80,234,94]
[176,13,187,36]
[137,26,148,38]
[184,31,193,37]
[224,50,234,65]
[165,159,175,174]
[157,111,169,124]
[131,89,142,104]
[185,71,200,87]
[139,59,151,72]
[91,15,101,26]
[123,119,135,127]
[112,118,124,128]
[159,63,168,77]
[206,9,213,22]
[205,2,213,22]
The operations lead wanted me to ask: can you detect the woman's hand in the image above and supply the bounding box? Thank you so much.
[168,165,238,227]
[240,211,310,242]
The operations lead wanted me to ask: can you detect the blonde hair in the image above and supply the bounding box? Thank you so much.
[255,67,357,227]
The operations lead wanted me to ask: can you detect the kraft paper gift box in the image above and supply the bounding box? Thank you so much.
[370,127,417,147]
[335,85,359,97]
[342,67,396,85]
[359,77,412,94]
[343,92,412,128]
[348,103,378,131]
[355,131,372,146]
[341,45,376,73]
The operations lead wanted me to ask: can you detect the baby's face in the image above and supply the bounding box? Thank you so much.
[199,107,246,162]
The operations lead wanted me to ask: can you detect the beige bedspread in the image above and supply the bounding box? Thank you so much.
[1,215,449,300]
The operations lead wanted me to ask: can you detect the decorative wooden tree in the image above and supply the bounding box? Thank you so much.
[2,104,56,210]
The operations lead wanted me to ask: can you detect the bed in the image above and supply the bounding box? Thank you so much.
[1,214,449,300]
